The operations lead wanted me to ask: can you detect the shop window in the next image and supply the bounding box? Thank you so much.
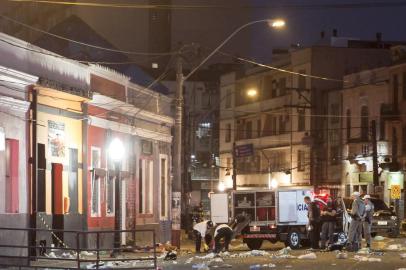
[139,159,153,214]
[5,139,19,213]
[106,174,115,216]
[160,155,168,219]
[91,173,100,217]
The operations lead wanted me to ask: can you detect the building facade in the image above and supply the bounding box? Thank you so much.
[219,42,392,193]
[0,33,174,252]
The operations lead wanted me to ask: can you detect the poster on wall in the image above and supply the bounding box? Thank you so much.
[171,192,181,230]
[48,120,66,157]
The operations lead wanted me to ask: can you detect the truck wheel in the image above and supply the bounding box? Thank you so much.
[285,231,301,249]
[388,229,400,238]
[245,239,263,250]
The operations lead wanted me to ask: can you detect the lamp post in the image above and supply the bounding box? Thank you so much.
[109,138,125,257]
[172,18,285,246]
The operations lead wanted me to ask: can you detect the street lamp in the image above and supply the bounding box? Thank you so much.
[108,138,124,257]
[246,88,258,98]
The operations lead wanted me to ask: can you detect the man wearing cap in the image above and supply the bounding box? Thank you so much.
[362,195,374,248]
[193,220,214,253]
[347,192,365,252]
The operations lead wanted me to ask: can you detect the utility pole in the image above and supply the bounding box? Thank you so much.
[371,120,379,187]
[232,142,237,190]
[172,53,183,248]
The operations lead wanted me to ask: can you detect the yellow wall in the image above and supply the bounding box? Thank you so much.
[37,111,83,214]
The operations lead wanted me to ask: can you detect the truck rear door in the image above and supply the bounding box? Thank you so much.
[278,191,298,222]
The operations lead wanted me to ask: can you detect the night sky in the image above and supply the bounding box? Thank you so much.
[2,0,406,66]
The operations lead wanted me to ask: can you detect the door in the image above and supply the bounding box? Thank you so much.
[51,163,64,245]
[68,148,78,213]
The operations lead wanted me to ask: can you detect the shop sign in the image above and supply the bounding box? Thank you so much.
[359,172,373,183]
[235,144,253,157]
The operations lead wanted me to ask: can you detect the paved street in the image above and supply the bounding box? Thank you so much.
[160,237,406,270]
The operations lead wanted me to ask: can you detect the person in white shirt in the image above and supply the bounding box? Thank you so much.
[193,220,214,253]
[213,224,233,253]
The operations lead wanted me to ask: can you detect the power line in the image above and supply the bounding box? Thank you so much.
[0,14,177,56]
[7,0,406,10]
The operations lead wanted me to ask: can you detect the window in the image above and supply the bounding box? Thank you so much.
[298,70,306,90]
[106,174,115,216]
[91,147,101,169]
[225,88,232,108]
[278,78,287,96]
[160,155,168,219]
[5,139,19,213]
[279,115,285,134]
[91,173,100,216]
[346,109,351,140]
[330,146,340,165]
[271,117,277,135]
[330,104,339,124]
[297,150,305,172]
[263,76,273,99]
[271,80,277,98]
[139,159,153,214]
[257,119,262,137]
[402,126,406,155]
[246,121,252,139]
[360,106,369,141]
[403,72,406,100]
[298,109,305,131]
[225,123,231,143]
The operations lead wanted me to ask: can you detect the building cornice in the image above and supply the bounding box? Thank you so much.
[0,65,38,86]
[89,116,172,143]
[89,93,174,126]
[0,96,30,117]
[89,64,130,85]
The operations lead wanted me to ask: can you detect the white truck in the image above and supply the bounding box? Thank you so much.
[210,187,313,250]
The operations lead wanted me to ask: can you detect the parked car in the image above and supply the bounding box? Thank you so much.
[342,197,400,238]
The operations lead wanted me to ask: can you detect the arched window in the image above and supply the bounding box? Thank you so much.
[361,106,369,141]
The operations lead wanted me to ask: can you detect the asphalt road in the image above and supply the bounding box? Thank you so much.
[160,237,406,270]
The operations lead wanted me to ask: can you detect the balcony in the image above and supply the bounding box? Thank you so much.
[381,103,399,121]
[191,167,219,181]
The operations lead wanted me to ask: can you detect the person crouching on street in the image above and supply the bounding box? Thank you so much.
[362,195,374,249]
[213,224,233,253]
[193,220,214,253]
[346,192,365,252]
[304,196,321,250]
[320,196,337,250]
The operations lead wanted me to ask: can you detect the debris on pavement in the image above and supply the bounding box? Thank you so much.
[164,251,177,261]
[386,244,403,251]
[270,247,296,259]
[249,265,261,270]
[192,263,210,270]
[374,236,385,241]
[357,248,371,254]
[185,257,194,264]
[353,255,382,262]
[400,253,406,259]
[196,252,216,259]
[297,252,317,260]
[336,251,348,259]
[81,251,94,257]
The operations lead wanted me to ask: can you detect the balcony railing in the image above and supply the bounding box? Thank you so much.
[191,167,219,181]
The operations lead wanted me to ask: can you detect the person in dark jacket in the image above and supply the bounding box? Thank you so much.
[320,197,337,249]
[304,196,321,250]
[213,224,233,253]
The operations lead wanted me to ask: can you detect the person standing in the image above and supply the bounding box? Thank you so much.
[362,195,374,249]
[304,196,321,250]
[346,192,365,252]
[213,224,233,253]
[193,220,214,253]
[320,196,337,250]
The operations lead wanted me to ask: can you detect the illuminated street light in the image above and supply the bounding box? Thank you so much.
[270,19,286,28]
[218,181,226,192]
[109,138,125,162]
[246,88,258,98]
